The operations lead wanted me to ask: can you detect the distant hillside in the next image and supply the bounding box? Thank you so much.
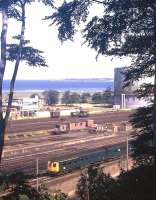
[57,78,113,82]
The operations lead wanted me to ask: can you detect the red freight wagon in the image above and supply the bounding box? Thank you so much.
[53,119,95,134]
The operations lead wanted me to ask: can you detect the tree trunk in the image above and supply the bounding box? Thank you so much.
[5,3,26,125]
[0,118,6,162]
[153,67,156,155]
[0,7,8,163]
[153,2,156,159]
[0,2,26,163]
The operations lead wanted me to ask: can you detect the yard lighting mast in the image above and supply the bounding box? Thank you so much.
[126,129,129,171]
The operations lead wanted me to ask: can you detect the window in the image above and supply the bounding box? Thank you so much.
[53,163,57,167]
[48,161,52,166]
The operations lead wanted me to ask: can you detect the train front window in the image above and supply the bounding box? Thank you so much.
[48,161,52,166]
[53,163,57,167]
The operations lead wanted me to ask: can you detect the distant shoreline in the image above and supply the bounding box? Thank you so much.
[4,78,113,81]
[3,79,114,92]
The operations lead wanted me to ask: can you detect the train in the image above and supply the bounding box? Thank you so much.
[48,143,130,173]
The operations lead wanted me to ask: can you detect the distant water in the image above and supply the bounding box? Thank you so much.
[3,80,114,92]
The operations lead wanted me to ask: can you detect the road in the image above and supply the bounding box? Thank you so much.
[6,111,133,133]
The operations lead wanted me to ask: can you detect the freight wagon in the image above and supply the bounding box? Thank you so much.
[50,109,80,118]
[89,123,113,134]
[53,119,95,134]
[71,110,89,117]
[48,143,129,173]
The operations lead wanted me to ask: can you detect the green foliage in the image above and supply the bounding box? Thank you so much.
[102,88,113,104]
[51,190,67,200]
[0,171,38,200]
[50,0,156,164]
[91,89,113,104]
[76,164,156,200]
[49,0,155,82]
[0,0,54,9]
[76,172,89,200]
[43,90,59,105]
[0,0,19,9]
[61,91,71,104]
[76,166,116,200]
[112,164,156,200]
[70,92,81,103]
[40,0,54,7]
[45,0,91,42]
[7,38,47,67]
[92,92,103,104]
[0,0,53,162]
[130,105,154,165]
[0,171,67,200]
[0,171,28,192]
[62,91,80,104]
[81,92,91,103]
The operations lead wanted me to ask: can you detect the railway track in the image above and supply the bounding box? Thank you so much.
[30,156,124,187]
[0,111,134,183]
[1,135,133,174]
[6,111,133,133]
[0,157,124,199]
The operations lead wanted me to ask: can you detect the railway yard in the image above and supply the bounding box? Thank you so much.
[2,110,134,197]
[6,111,132,133]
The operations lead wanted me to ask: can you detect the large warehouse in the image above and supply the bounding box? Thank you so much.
[114,67,147,109]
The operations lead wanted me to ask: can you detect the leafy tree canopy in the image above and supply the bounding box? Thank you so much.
[47,0,156,164]
[7,37,47,67]
[62,91,80,104]
[76,166,116,200]
[43,90,59,105]
[76,164,156,200]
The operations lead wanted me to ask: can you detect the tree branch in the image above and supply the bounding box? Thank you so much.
[0,6,8,162]
[91,0,105,4]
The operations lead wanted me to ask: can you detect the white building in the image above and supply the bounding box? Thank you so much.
[114,67,148,109]
[11,95,40,116]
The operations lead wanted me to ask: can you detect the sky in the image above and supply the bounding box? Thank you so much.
[2,2,131,80]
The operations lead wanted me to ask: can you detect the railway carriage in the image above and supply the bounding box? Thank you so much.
[48,143,128,174]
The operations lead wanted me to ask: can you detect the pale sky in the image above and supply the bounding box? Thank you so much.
[1,2,131,80]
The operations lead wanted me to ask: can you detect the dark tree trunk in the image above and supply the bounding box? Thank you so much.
[0,118,5,162]
[153,2,156,159]
[154,66,156,155]
[5,3,25,124]
[0,7,8,163]
[0,2,26,163]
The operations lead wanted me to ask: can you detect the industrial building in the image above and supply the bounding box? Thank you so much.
[3,95,43,119]
[114,67,147,109]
